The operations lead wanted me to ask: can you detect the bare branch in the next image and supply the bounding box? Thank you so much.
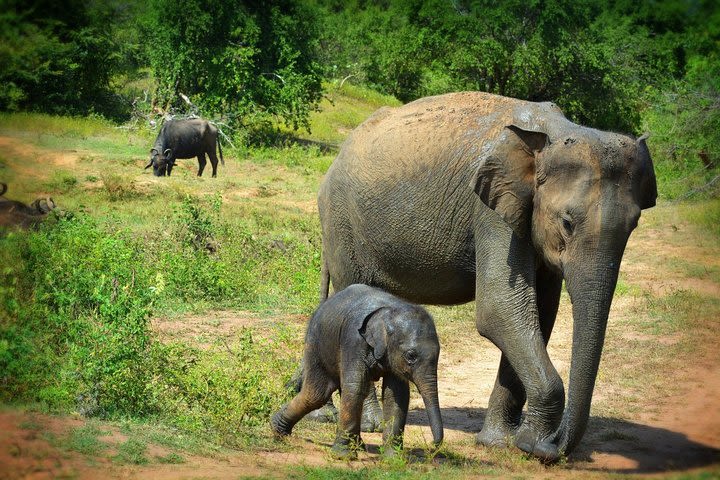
[210,121,237,149]
[339,74,356,88]
[673,174,720,202]
[262,72,285,84]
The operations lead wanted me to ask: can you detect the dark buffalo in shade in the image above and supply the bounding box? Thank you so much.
[0,183,58,231]
[146,118,224,177]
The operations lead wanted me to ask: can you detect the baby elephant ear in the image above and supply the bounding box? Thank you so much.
[359,307,390,361]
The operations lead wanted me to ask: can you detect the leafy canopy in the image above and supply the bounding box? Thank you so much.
[143,0,324,131]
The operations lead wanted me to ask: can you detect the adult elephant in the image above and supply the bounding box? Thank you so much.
[317,92,657,461]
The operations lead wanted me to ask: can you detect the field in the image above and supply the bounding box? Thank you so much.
[0,85,719,479]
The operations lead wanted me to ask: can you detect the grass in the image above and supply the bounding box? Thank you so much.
[286,81,401,146]
[156,452,186,464]
[680,196,720,237]
[0,112,124,138]
[112,438,149,465]
[66,424,109,456]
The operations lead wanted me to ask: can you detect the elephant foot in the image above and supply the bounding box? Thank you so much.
[330,438,365,461]
[475,425,513,448]
[360,410,384,433]
[514,426,560,463]
[305,403,338,423]
[270,410,292,438]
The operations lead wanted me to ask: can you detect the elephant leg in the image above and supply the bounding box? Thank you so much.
[360,385,384,432]
[208,150,219,177]
[477,354,525,448]
[289,360,338,423]
[305,384,381,430]
[271,366,336,437]
[332,380,370,460]
[306,398,339,423]
[477,265,563,448]
[474,236,564,461]
[381,374,409,457]
[197,154,207,176]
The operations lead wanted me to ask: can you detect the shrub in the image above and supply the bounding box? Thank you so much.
[151,327,298,445]
[0,215,157,415]
[0,193,313,443]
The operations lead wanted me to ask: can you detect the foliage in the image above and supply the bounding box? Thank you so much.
[0,215,156,414]
[641,4,720,199]
[318,0,718,134]
[0,0,144,119]
[151,328,297,445]
[1,0,718,173]
[0,210,303,442]
[143,0,323,131]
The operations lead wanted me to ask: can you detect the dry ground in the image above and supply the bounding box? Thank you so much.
[1,133,719,478]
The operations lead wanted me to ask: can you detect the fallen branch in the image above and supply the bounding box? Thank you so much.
[673,173,720,202]
[211,121,237,149]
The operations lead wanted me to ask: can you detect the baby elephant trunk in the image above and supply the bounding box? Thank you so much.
[416,376,443,448]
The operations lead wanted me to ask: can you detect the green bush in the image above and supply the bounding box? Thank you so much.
[151,328,297,445]
[0,215,156,415]
[144,0,323,131]
[0,0,142,119]
[144,194,320,313]
[0,211,305,443]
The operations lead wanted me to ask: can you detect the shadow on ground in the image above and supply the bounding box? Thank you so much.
[407,407,720,474]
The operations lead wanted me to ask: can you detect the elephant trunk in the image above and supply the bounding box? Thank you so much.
[557,248,623,455]
[416,374,444,447]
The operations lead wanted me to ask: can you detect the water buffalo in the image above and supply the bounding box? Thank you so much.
[0,183,58,231]
[145,118,224,177]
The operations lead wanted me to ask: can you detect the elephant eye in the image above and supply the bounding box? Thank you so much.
[404,350,418,364]
[561,213,574,236]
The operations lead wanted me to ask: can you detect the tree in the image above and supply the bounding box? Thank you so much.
[143,0,323,131]
[640,1,720,198]
[0,0,141,118]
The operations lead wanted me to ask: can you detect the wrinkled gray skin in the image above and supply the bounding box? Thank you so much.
[271,284,443,460]
[145,118,224,177]
[0,183,57,231]
[317,92,657,462]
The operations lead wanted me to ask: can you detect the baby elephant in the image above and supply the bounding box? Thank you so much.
[271,284,443,459]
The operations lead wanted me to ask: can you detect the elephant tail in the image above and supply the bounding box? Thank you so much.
[319,253,330,303]
[218,137,225,165]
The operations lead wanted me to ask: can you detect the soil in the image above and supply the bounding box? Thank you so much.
[0,131,718,477]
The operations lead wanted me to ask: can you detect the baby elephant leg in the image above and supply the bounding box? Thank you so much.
[271,372,335,437]
[381,374,410,457]
[287,360,338,423]
[332,383,370,460]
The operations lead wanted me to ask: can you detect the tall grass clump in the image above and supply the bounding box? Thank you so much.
[150,194,247,306]
[151,327,298,446]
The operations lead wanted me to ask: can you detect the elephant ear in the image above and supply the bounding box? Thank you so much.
[636,134,657,210]
[359,307,392,362]
[471,124,549,238]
